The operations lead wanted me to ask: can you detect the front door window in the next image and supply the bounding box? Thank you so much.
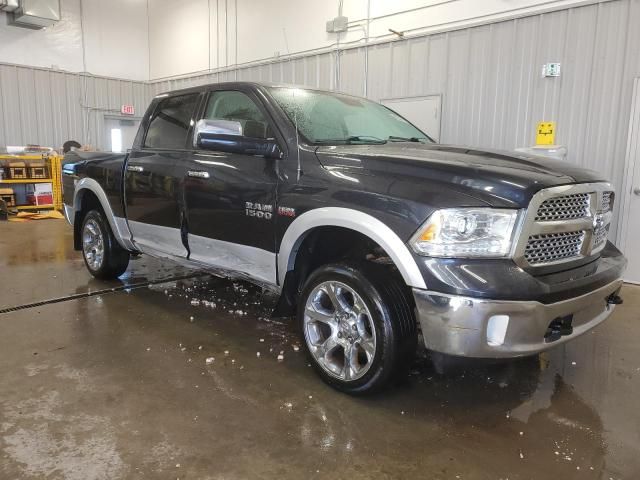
[204,91,273,139]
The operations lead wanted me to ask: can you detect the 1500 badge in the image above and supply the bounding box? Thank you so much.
[245,202,273,219]
[245,202,296,220]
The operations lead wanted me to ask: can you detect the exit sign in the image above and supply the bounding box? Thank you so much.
[121,104,135,115]
[542,63,561,77]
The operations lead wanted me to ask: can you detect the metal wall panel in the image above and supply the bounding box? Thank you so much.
[0,63,149,151]
[0,65,22,146]
[2,1,639,240]
[150,0,639,239]
[151,52,339,95]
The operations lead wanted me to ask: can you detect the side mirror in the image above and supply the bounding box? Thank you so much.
[193,119,283,159]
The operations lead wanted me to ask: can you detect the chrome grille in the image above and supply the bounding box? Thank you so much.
[593,224,609,248]
[524,231,585,265]
[601,191,613,213]
[515,183,614,269]
[535,193,590,221]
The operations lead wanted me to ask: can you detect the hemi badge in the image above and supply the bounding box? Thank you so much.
[278,206,296,218]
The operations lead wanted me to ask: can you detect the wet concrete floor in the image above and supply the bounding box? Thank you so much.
[1,219,639,479]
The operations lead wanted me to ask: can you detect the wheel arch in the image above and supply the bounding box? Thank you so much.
[277,208,426,290]
[73,178,134,251]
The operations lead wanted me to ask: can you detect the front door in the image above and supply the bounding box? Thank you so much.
[124,92,200,257]
[178,88,280,285]
[620,78,640,284]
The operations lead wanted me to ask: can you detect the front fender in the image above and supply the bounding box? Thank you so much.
[277,207,426,289]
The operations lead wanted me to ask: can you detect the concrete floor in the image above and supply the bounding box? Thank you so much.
[1,220,639,480]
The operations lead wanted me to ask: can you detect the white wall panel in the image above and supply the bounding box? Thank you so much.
[147,0,611,81]
[0,0,612,83]
[0,0,149,80]
[148,0,209,79]
[81,0,149,81]
[364,0,602,39]
[0,0,84,73]
[235,0,364,66]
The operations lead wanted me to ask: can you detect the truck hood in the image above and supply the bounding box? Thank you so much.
[314,143,607,208]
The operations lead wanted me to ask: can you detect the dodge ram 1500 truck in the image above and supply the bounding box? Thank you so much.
[62,82,626,394]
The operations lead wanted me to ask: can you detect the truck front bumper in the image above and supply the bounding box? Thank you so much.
[413,279,623,358]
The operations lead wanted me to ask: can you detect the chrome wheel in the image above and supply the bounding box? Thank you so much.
[82,219,104,271]
[303,281,377,381]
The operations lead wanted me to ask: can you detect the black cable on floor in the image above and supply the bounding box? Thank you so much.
[0,273,204,315]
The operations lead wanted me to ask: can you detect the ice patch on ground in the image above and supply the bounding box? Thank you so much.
[24,363,49,377]
[3,420,125,480]
[1,388,125,480]
[54,365,95,392]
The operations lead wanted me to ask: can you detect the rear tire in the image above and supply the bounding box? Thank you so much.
[297,262,417,395]
[81,209,130,279]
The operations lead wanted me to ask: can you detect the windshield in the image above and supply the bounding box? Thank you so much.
[268,87,434,145]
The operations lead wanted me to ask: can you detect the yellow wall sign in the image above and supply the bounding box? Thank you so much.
[536,122,556,145]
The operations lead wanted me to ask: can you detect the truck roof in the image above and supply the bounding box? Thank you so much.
[153,81,297,99]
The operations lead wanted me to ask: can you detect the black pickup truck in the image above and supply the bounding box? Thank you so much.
[62,82,626,394]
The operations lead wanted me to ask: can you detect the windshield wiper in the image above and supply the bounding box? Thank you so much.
[388,136,425,143]
[315,136,387,145]
[346,135,387,144]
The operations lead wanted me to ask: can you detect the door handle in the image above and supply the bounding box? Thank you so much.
[127,165,144,173]
[634,187,640,196]
[187,170,210,179]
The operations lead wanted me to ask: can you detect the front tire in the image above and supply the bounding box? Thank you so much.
[298,262,417,395]
[81,209,130,279]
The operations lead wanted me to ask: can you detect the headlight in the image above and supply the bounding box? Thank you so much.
[410,208,521,258]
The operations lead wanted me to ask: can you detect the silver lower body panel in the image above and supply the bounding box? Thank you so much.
[128,221,185,257]
[413,279,623,358]
[63,204,74,225]
[188,234,277,286]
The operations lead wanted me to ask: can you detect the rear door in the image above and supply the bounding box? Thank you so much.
[178,88,281,285]
[124,92,200,257]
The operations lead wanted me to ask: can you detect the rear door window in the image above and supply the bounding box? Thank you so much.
[145,93,199,149]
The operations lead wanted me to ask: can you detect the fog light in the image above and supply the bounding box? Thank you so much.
[487,315,509,346]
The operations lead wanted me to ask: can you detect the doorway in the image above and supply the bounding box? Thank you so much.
[619,78,640,284]
[381,95,442,142]
[104,116,141,153]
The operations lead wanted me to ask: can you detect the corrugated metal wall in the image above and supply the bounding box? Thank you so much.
[1,1,638,237]
[0,63,148,151]
[150,0,640,238]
